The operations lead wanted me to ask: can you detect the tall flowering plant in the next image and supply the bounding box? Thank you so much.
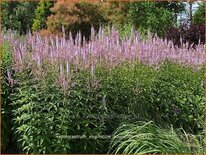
[2,26,204,89]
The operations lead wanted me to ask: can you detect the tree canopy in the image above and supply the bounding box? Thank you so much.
[193,2,205,24]
[1,2,38,34]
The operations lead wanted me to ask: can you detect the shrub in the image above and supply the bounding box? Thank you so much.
[165,23,205,48]
[109,121,204,154]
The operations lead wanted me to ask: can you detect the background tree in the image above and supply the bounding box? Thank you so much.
[32,0,54,32]
[154,2,185,24]
[189,1,193,24]
[193,2,205,24]
[103,1,128,25]
[165,1,205,48]
[127,2,177,36]
[1,2,38,34]
[46,1,109,39]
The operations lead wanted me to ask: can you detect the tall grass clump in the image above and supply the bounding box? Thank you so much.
[2,26,204,153]
[109,121,204,154]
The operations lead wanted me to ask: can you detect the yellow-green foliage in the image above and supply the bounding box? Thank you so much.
[32,0,53,31]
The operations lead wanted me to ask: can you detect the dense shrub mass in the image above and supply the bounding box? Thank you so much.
[140,63,204,132]
[166,23,205,48]
[2,26,204,153]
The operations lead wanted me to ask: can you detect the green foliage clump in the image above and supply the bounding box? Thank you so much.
[5,61,204,153]
[32,0,53,31]
[137,62,204,133]
[9,62,157,153]
[2,41,12,69]
[109,121,204,154]
[1,41,14,151]
[11,71,71,153]
[10,68,106,153]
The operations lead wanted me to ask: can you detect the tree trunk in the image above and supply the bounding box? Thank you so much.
[189,1,193,24]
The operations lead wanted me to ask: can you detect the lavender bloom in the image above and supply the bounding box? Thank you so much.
[7,69,14,87]
[2,26,204,89]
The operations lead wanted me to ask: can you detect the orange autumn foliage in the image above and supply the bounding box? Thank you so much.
[45,1,128,39]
